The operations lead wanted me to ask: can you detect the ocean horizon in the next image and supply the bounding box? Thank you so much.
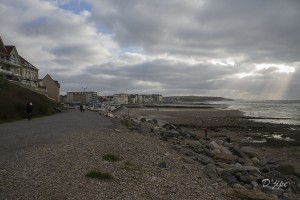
[211,100,300,125]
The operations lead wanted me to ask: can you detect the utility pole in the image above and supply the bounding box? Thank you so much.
[82,87,87,104]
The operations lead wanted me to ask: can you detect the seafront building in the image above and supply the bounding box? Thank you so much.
[112,93,163,104]
[0,36,39,87]
[38,74,60,102]
[66,91,98,104]
[0,36,60,102]
[112,94,129,104]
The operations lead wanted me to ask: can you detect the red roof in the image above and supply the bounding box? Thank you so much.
[0,36,7,55]
[0,36,38,70]
[19,55,38,70]
[4,46,15,54]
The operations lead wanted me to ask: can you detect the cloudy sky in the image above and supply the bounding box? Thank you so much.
[1,0,300,100]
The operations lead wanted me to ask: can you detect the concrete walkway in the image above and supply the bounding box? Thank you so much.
[0,109,112,154]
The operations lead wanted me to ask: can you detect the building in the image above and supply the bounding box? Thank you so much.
[67,91,98,104]
[111,93,163,104]
[39,74,60,102]
[137,94,163,104]
[0,36,62,101]
[0,36,38,87]
[112,94,128,104]
[152,94,163,103]
[128,94,138,104]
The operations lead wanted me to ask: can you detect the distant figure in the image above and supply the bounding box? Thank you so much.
[82,104,86,112]
[26,102,33,120]
[80,104,83,112]
[203,128,208,138]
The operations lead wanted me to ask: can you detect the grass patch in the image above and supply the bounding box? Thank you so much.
[85,170,113,180]
[124,161,133,166]
[102,154,122,162]
[0,79,61,123]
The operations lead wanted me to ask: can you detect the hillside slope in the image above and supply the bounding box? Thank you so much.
[0,79,60,123]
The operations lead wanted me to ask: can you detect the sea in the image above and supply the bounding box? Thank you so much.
[209,100,300,125]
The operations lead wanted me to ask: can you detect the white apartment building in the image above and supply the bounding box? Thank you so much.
[67,91,98,104]
[112,94,129,104]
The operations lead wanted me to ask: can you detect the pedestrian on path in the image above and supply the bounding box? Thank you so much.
[80,104,83,112]
[83,104,86,112]
[26,102,33,120]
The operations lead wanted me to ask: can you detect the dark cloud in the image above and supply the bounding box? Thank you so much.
[89,0,300,63]
[0,0,299,99]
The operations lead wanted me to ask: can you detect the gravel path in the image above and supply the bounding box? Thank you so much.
[0,109,231,200]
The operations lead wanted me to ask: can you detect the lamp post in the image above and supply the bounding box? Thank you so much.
[82,87,87,104]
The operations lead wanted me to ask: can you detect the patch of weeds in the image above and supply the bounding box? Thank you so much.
[124,161,133,166]
[102,154,122,162]
[85,170,113,180]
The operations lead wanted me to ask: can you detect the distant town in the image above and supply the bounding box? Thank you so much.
[61,92,232,108]
[1,35,231,109]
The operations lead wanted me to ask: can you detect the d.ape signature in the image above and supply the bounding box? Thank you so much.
[261,179,288,190]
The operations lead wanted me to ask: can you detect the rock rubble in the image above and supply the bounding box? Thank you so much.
[111,108,300,200]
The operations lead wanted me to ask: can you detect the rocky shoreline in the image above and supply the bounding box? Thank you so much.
[107,106,300,200]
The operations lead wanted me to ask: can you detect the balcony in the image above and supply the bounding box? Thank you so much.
[0,58,17,65]
[0,68,13,75]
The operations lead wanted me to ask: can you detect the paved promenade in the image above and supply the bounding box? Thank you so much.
[0,109,113,154]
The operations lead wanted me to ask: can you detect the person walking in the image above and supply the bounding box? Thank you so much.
[80,104,83,112]
[82,104,86,112]
[26,102,33,120]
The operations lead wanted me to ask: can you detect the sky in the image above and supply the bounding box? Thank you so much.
[1,0,300,100]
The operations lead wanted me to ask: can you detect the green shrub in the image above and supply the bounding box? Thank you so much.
[0,79,60,123]
[102,154,122,162]
[85,170,114,180]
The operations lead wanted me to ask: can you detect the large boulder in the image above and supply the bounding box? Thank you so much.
[138,116,147,122]
[243,166,261,176]
[209,141,235,163]
[162,123,177,130]
[140,122,153,133]
[234,163,244,171]
[232,147,253,165]
[129,118,141,130]
[222,171,240,186]
[194,154,215,165]
[186,140,203,153]
[153,126,165,135]
[187,131,199,140]
[240,146,258,158]
[235,171,252,184]
[147,118,159,126]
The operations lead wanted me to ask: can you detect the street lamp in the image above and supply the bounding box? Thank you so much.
[82,87,87,104]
